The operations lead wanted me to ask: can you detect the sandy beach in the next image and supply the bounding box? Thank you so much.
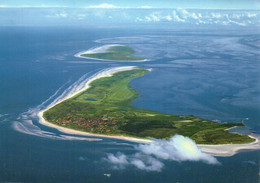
[198,134,260,157]
[75,44,122,57]
[38,110,152,143]
[38,66,260,157]
[74,44,150,62]
[38,66,152,144]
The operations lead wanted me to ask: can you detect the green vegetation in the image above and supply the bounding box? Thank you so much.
[43,68,254,144]
[80,45,145,61]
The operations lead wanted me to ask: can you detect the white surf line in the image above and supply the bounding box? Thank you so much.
[0,113,9,120]
[37,78,72,110]
[74,44,123,58]
[13,71,103,141]
[13,120,102,141]
[37,66,152,143]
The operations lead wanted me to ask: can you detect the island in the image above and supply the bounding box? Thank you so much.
[42,68,254,145]
[75,45,146,61]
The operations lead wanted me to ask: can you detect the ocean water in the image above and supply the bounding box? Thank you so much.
[0,26,259,183]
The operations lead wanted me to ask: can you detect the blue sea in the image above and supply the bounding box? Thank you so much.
[0,26,259,183]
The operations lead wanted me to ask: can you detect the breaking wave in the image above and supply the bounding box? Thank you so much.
[13,67,136,141]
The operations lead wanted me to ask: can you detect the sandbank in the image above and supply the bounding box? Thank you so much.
[198,134,260,157]
[74,44,150,62]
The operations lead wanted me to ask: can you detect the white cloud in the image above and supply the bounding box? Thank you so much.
[107,152,128,164]
[58,13,67,18]
[137,135,219,164]
[130,154,164,171]
[106,135,219,172]
[85,3,124,9]
[106,152,164,172]
[77,14,87,20]
[0,5,8,7]
[141,12,175,22]
[39,6,255,26]
[165,15,173,21]
[145,16,152,22]
[172,10,185,22]
[135,17,143,22]
[247,13,258,18]
[191,12,199,19]
[226,17,247,26]
[178,8,189,19]
[150,13,161,22]
[175,9,203,21]
[46,12,68,18]
[211,13,222,19]
[138,6,153,9]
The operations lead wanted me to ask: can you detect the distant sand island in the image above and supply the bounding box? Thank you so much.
[42,67,255,146]
[75,45,148,61]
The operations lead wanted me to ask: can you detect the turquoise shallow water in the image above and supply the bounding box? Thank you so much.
[0,26,259,183]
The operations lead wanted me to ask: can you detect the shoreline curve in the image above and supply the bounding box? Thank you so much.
[38,66,260,157]
[38,66,152,144]
[74,44,151,62]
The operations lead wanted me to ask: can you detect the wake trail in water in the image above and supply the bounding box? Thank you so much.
[13,70,105,141]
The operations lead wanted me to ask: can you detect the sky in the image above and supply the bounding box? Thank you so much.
[0,0,259,9]
[0,1,259,26]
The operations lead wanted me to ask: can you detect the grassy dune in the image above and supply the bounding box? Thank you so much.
[80,46,145,61]
[43,68,254,144]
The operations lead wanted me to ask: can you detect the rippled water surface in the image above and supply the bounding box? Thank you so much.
[0,26,259,183]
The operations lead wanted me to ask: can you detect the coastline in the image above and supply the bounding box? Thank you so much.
[74,44,150,62]
[38,111,152,144]
[38,66,152,144]
[38,66,260,157]
[198,134,260,157]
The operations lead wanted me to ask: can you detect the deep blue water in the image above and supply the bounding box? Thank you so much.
[0,26,259,183]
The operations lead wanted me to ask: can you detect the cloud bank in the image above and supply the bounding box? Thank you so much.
[138,6,153,9]
[135,8,259,26]
[1,7,258,26]
[106,135,219,171]
[85,3,125,9]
